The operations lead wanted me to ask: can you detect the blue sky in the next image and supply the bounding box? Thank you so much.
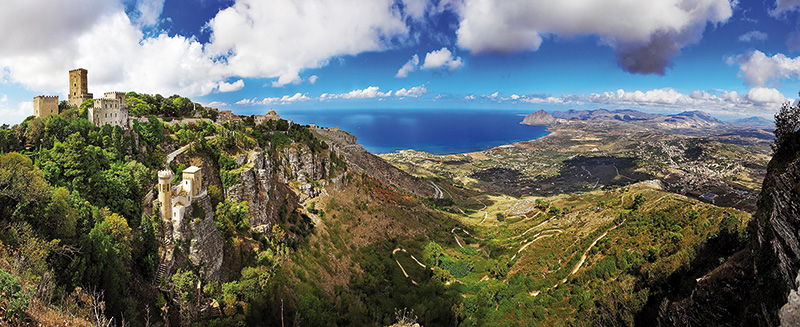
[2,0,800,124]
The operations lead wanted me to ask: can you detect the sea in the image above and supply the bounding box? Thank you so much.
[262,108,550,155]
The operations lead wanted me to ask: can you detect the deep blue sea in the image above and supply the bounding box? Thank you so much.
[269,108,550,155]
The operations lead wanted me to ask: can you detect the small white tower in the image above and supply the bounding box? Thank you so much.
[157,170,173,222]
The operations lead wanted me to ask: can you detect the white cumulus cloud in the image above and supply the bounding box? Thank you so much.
[206,0,409,87]
[453,0,733,75]
[401,0,428,21]
[217,80,245,93]
[396,54,420,78]
[729,50,800,86]
[422,48,463,71]
[0,99,33,126]
[131,0,166,27]
[338,86,392,99]
[0,0,414,98]
[746,87,786,104]
[394,85,427,97]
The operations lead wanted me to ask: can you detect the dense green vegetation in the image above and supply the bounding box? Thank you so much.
[0,91,771,326]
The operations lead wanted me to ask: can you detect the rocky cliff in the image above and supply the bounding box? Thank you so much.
[314,128,434,198]
[188,194,224,281]
[521,109,556,126]
[659,137,800,326]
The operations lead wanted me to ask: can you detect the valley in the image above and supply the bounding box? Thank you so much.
[0,103,786,327]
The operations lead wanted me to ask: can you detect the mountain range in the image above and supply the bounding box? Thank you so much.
[522,108,774,130]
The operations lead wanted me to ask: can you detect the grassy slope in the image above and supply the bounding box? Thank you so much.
[420,182,750,326]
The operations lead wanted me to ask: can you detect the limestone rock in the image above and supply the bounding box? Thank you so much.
[521,109,556,126]
[188,194,224,281]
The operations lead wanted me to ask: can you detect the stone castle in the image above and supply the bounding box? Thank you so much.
[33,95,59,117]
[157,166,205,241]
[33,68,129,129]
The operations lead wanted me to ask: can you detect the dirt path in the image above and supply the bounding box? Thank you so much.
[581,165,593,177]
[510,216,550,240]
[392,248,426,285]
[452,227,484,241]
[559,221,624,285]
[528,221,624,296]
[510,230,563,261]
[478,211,488,224]
[429,181,444,199]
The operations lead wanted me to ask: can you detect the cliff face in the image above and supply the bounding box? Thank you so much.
[313,128,434,198]
[756,151,800,326]
[188,194,224,281]
[660,147,800,326]
[521,110,556,126]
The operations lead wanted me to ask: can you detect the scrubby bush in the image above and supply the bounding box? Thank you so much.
[0,270,30,322]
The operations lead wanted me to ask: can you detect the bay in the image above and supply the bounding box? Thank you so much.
[266,108,550,155]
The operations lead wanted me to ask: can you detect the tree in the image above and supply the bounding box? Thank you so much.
[135,214,158,279]
[69,210,135,322]
[0,152,50,215]
[46,187,77,240]
[773,93,800,155]
[79,99,94,118]
[58,100,70,111]
[631,194,647,211]
[214,198,250,240]
[0,125,21,153]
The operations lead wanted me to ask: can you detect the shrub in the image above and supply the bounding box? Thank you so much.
[221,171,240,189]
[0,270,30,323]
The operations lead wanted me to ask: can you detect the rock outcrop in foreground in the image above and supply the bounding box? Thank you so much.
[660,135,800,325]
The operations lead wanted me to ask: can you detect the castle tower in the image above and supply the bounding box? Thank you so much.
[157,170,174,222]
[68,68,93,108]
[33,95,59,118]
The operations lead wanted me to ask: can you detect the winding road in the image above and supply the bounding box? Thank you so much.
[393,248,428,285]
[510,229,563,261]
[429,181,444,199]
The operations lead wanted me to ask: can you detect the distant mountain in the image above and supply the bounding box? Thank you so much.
[547,108,729,129]
[729,116,774,129]
[673,110,723,123]
[550,109,661,121]
[521,109,556,126]
[654,110,723,128]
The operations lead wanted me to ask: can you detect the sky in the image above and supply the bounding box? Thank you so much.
[2,0,800,124]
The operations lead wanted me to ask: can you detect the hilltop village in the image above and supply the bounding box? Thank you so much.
[32,68,282,128]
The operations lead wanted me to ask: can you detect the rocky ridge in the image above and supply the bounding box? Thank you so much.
[520,109,556,126]
[314,128,435,198]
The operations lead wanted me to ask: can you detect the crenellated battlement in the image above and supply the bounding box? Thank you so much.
[158,170,174,180]
[33,95,59,118]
